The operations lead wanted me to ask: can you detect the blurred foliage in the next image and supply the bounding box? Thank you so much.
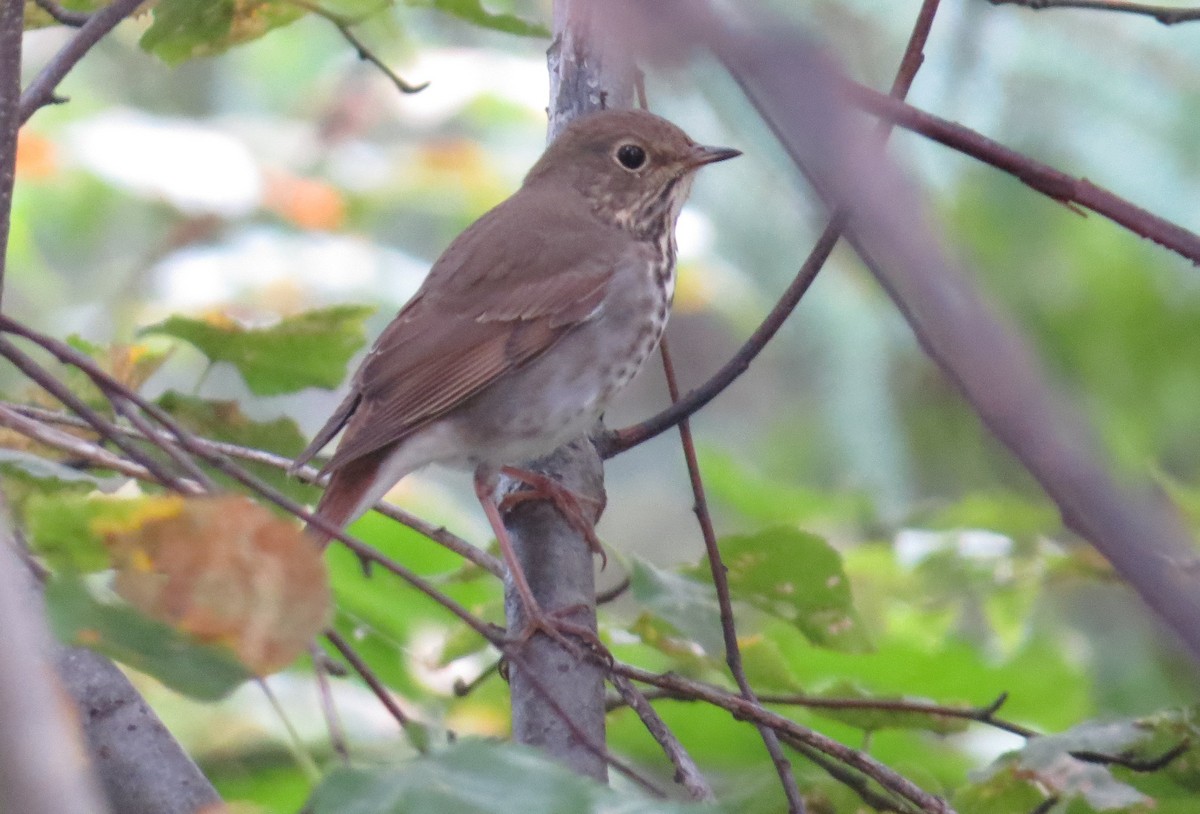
[5,0,1200,812]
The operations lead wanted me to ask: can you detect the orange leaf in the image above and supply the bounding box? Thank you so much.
[15,131,56,180]
[262,171,346,231]
[101,495,331,675]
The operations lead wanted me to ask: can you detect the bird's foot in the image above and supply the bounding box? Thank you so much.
[507,599,610,663]
[499,466,608,569]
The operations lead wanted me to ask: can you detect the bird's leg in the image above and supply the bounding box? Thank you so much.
[473,469,606,657]
[497,465,608,570]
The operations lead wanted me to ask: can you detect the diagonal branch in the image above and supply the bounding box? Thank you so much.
[31,0,91,27]
[18,0,147,124]
[606,0,941,456]
[614,663,953,814]
[610,673,715,803]
[845,83,1200,265]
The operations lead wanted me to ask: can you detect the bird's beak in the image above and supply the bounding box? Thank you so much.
[688,144,742,167]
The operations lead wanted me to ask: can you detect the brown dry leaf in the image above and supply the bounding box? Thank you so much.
[99,495,330,675]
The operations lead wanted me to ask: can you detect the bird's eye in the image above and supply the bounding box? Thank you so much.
[615,143,647,171]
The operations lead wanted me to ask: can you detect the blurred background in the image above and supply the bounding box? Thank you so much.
[8,0,1200,810]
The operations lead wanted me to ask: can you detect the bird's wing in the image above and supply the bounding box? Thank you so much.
[297,189,625,475]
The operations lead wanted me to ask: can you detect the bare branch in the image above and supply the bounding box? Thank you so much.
[0,400,502,578]
[323,629,420,742]
[605,0,939,456]
[286,0,429,94]
[609,674,716,803]
[845,84,1200,265]
[0,404,191,488]
[32,0,91,26]
[659,336,805,813]
[614,663,953,814]
[601,214,845,456]
[0,338,195,492]
[19,0,147,123]
[989,0,1200,24]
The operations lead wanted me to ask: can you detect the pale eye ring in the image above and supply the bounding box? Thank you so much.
[615,143,647,171]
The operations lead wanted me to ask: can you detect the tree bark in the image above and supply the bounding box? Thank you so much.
[0,0,24,307]
[56,647,223,814]
[501,0,635,782]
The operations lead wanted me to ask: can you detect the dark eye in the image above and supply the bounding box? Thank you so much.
[615,143,647,170]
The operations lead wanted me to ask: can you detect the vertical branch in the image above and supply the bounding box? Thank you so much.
[659,336,806,814]
[499,0,636,782]
[0,0,22,308]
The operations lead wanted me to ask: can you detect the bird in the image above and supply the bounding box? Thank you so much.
[293,108,739,639]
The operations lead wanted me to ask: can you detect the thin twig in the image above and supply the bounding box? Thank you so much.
[614,663,953,814]
[778,732,918,814]
[111,398,217,491]
[757,690,1036,739]
[1072,740,1190,772]
[323,629,419,741]
[610,674,716,802]
[452,658,501,698]
[31,0,91,26]
[0,404,181,488]
[4,401,503,578]
[989,0,1200,24]
[309,642,350,764]
[18,0,147,123]
[596,574,631,604]
[844,82,1200,266]
[658,336,806,814]
[287,0,428,94]
[602,214,845,456]
[0,318,502,643]
[0,338,194,492]
[605,0,939,457]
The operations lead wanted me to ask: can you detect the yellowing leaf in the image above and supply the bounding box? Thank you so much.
[101,495,331,675]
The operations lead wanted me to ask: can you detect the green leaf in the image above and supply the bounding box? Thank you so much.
[142,305,374,395]
[630,558,725,657]
[306,739,721,813]
[156,390,316,503]
[24,493,162,574]
[918,490,1061,546]
[45,576,251,701]
[140,0,305,65]
[691,527,871,653]
[415,0,548,38]
[955,763,1053,814]
[699,448,874,528]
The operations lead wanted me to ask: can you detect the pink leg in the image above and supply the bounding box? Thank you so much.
[473,469,606,654]
[497,465,608,570]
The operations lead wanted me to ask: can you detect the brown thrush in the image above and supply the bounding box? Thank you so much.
[295,109,739,638]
